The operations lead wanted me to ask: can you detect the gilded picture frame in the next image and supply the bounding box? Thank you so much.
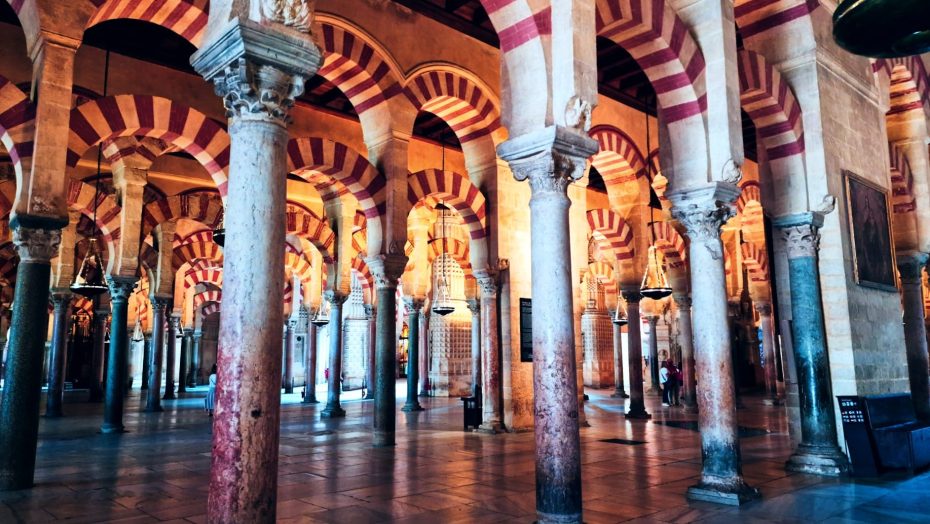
[843,170,897,292]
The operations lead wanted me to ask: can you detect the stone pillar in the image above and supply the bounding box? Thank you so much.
[45,290,73,417]
[192,331,203,386]
[498,128,597,523]
[756,302,781,405]
[163,314,179,400]
[673,293,697,411]
[646,316,660,395]
[776,216,850,475]
[303,320,319,404]
[403,299,425,412]
[101,276,138,433]
[898,254,930,419]
[283,321,295,394]
[477,276,501,433]
[418,310,429,396]
[622,290,650,419]
[145,297,169,412]
[89,300,108,403]
[669,185,758,505]
[609,313,628,398]
[178,329,191,394]
[0,226,61,490]
[467,299,481,397]
[364,305,375,400]
[321,292,347,418]
[368,256,406,447]
[141,332,151,391]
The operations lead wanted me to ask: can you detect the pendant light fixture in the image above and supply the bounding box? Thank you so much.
[71,49,111,298]
[212,208,225,247]
[612,298,629,326]
[639,97,672,301]
[310,271,330,327]
[431,142,455,317]
[833,0,930,58]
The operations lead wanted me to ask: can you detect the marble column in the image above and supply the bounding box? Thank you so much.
[418,310,429,396]
[674,293,697,411]
[178,329,191,394]
[163,314,179,400]
[321,292,347,418]
[145,297,169,412]
[192,331,203,386]
[303,320,319,404]
[647,316,660,395]
[467,299,481,397]
[364,305,375,400]
[45,290,74,417]
[477,276,501,433]
[140,332,151,391]
[101,276,138,433]
[898,254,930,419]
[192,19,320,521]
[283,321,295,394]
[369,256,406,447]
[499,128,597,523]
[403,299,425,412]
[669,185,758,505]
[622,289,650,419]
[776,215,850,475]
[609,314,627,398]
[0,226,61,490]
[756,302,781,405]
[89,301,108,403]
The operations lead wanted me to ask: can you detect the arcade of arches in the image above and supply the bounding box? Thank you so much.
[0,1,928,522]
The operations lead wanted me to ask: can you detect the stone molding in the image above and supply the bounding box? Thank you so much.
[621,287,643,304]
[106,275,138,303]
[323,290,348,306]
[149,295,172,309]
[477,276,498,299]
[13,226,61,264]
[260,0,313,33]
[49,290,73,306]
[498,126,599,195]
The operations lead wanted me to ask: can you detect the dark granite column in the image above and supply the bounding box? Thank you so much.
[898,254,930,420]
[302,319,319,404]
[101,275,138,434]
[364,305,375,400]
[647,315,660,395]
[669,184,758,505]
[610,313,627,398]
[402,299,424,412]
[368,255,406,447]
[0,225,61,490]
[192,331,203,386]
[756,302,781,405]
[477,276,501,433]
[178,329,191,394]
[776,215,850,475]
[418,310,429,397]
[140,332,151,391]
[321,293,347,418]
[622,289,650,419]
[45,290,73,417]
[145,297,169,412]
[673,293,697,411]
[467,299,481,397]
[499,127,597,524]
[283,321,294,394]
[163,314,178,400]
[89,300,108,403]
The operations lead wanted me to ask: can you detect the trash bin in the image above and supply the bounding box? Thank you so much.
[461,394,481,431]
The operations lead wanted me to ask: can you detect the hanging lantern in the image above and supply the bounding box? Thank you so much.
[833,0,930,58]
[640,245,672,300]
[71,238,109,297]
[212,213,225,247]
[431,202,455,317]
[310,298,330,327]
[612,298,629,326]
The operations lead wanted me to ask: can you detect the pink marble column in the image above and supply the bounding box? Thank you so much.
[192,19,320,522]
[418,309,429,397]
[673,293,697,411]
[467,299,481,397]
[477,276,501,433]
[622,289,649,419]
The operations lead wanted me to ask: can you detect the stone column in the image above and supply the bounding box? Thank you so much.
[283,321,295,394]
[89,300,108,403]
[101,276,138,433]
[321,292,347,418]
[669,184,758,505]
[498,128,598,523]
[898,254,930,419]
[776,216,850,475]
[673,293,697,411]
[368,256,406,447]
[609,314,628,398]
[467,299,481,397]
[163,314,179,400]
[145,297,169,412]
[303,320,319,404]
[364,305,375,400]
[192,331,203,386]
[0,226,61,490]
[192,16,320,521]
[403,299,425,412]
[477,276,501,433]
[178,329,191,394]
[141,332,151,391]
[756,302,781,405]
[45,290,74,417]
[418,310,429,396]
[646,316,660,395]
[622,289,650,419]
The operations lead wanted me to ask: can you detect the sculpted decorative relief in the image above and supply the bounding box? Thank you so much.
[260,0,314,33]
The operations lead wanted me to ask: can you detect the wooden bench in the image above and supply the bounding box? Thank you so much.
[863,394,930,473]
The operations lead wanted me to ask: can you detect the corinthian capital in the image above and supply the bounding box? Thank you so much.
[366,254,407,291]
[781,224,820,260]
[106,275,138,303]
[498,126,599,196]
[214,58,305,123]
[668,184,739,246]
[897,252,929,283]
[13,226,61,264]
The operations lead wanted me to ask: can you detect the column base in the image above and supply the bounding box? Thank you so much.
[402,402,424,412]
[786,444,850,476]
[301,396,319,404]
[100,424,126,434]
[478,422,501,434]
[762,397,783,406]
[372,431,395,448]
[625,405,652,420]
[610,389,629,399]
[320,405,346,418]
[536,509,582,524]
[687,479,760,506]
[418,391,429,398]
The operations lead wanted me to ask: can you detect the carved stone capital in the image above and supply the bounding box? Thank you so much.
[672,293,691,310]
[621,287,643,304]
[106,275,138,303]
[466,298,480,315]
[404,297,425,312]
[149,295,172,310]
[754,302,773,316]
[324,290,348,306]
[50,290,73,307]
[363,304,375,319]
[498,126,599,196]
[366,254,407,291]
[214,58,305,123]
[260,0,314,33]
[898,252,929,284]
[477,275,498,299]
[13,226,61,264]
[168,314,182,330]
[781,224,820,260]
[668,184,739,246]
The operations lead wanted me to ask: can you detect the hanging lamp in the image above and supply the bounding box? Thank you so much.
[612,298,629,326]
[212,209,225,247]
[71,50,111,298]
[430,141,455,317]
[833,0,930,58]
[639,98,672,301]
[310,272,330,327]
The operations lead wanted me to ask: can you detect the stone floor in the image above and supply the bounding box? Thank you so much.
[0,382,927,523]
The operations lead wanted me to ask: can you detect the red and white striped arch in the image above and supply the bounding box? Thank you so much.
[738,49,804,160]
[650,221,686,270]
[587,260,617,296]
[407,169,487,241]
[0,74,35,181]
[193,289,221,309]
[286,137,384,218]
[173,240,222,270]
[428,237,472,277]
[350,256,372,305]
[67,179,122,247]
[734,0,819,40]
[890,143,916,215]
[404,68,502,145]
[596,0,706,123]
[286,208,335,265]
[201,301,221,317]
[589,124,647,191]
[74,296,94,316]
[67,95,230,195]
[586,208,635,261]
[183,267,222,289]
[875,58,930,119]
[86,0,208,46]
[0,180,14,219]
[735,180,762,214]
[741,241,769,282]
[174,229,213,248]
[143,189,224,238]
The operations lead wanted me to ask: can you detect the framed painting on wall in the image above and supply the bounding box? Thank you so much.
[843,170,897,291]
